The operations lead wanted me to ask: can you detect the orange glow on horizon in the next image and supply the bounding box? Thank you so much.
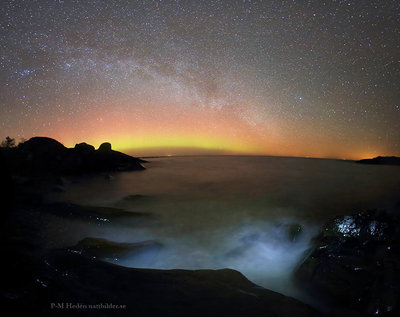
[26,99,397,161]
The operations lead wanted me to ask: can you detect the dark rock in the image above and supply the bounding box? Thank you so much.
[0,150,14,226]
[295,210,400,316]
[74,142,95,152]
[137,158,149,163]
[122,194,151,201]
[98,142,112,152]
[93,147,145,172]
[285,223,303,242]
[8,176,50,207]
[70,237,162,261]
[39,202,149,223]
[1,136,144,176]
[104,174,115,181]
[3,248,322,317]
[123,194,147,200]
[18,136,67,154]
[357,156,400,166]
[16,137,68,175]
[115,194,155,209]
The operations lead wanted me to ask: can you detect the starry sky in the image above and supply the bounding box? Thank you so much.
[1,0,399,159]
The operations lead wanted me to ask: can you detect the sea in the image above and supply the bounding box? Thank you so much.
[46,156,400,305]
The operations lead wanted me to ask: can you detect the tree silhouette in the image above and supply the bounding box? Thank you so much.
[0,136,16,148]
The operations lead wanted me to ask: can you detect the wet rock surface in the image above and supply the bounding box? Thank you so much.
[2,247,322,317]
[284,223,303,242]
[295,210,400,316]
[39,202,150,223]
[70,237,162,261]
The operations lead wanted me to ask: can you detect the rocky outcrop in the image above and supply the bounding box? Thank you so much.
[19,136,67,154]
[0,137,145,176]
[39,202,149,223]
[70,237,162,261]
[98,142,112,152]
[357,156,400,166]
[295,210,400,316]
[74,142,95,152]
[0,151,13,224]
[2,247,322,317]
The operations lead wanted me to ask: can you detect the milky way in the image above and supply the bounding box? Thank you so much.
[1,0,399,158]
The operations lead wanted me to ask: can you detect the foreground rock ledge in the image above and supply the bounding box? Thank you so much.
[3,249,321,317]
[295,210,400,316]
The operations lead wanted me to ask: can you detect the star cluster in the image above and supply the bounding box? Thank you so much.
[1,0,399,158]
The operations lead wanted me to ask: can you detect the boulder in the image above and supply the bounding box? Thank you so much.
[18,136,66,154]
[74,142,95,152]
[98,142,112,152]
[295,210,400,316]
[15,137,67,175]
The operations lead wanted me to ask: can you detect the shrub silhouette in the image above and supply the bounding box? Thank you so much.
[0,136,16,148]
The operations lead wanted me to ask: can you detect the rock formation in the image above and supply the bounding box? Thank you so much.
[357,156,400,166]
[295,210,400,316]
[2,247,322,317]
[0,136,145,176]
[70,237,162,261]
[98,142,112,152]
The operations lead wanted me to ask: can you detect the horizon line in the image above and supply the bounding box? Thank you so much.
[1,135,393,161]
[137,153,356,161]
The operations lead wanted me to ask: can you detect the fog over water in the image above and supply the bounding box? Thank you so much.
[48,156,400,303]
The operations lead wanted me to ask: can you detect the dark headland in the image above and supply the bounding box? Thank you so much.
[1,137,399,316]
[0,136,145,176]
[357,156,400,166]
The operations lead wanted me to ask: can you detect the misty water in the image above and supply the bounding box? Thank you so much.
[47,156,400,305]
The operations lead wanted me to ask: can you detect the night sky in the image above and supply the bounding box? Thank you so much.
[1,0,399,159]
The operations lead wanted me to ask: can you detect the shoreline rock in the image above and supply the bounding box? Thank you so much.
[357,156,400,166]
[0,136,145,177]
[70,237,162,261]
[2,247,322,317]
[294,210,400,316]
[38,202,151,224]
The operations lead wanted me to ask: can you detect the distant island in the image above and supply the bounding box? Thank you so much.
[357,156,400,166]
[0,136,145,176]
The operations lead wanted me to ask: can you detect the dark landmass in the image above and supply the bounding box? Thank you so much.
[0,136,145,177]
[357,156,400,166]
[295,210,400,316]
